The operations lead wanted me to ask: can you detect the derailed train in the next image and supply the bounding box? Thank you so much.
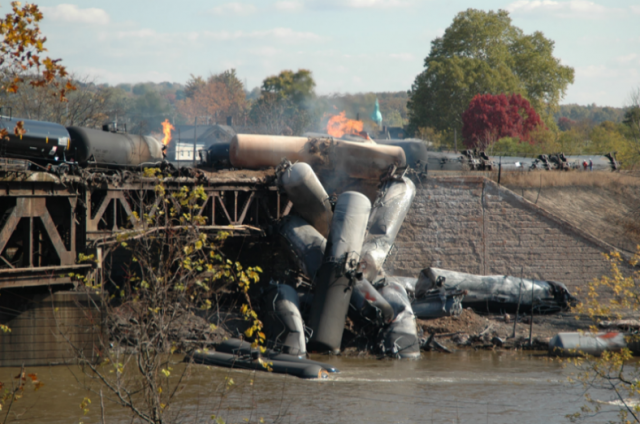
[0,115,164,168]
[2,112,619,174]
[2,116,580,377]
[259,156,577,366]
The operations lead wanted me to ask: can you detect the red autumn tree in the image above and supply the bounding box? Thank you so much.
[461,93,543,149]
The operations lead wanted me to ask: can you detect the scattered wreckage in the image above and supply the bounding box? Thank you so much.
[184,133,578,378]
[548,332,637,357]
[189,339,338,379]
[549,321,640,357]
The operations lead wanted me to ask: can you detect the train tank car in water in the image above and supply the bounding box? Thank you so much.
[0,116,70,163]
[67,126,163,167]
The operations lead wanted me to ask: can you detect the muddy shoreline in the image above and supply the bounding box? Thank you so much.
[337,308,597,358]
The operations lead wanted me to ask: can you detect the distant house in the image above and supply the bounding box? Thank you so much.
[171,142,207,162]
[166,124,236,164]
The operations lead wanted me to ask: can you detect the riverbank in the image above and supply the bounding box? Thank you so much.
[110,303,611,357]
[416,308,595,352]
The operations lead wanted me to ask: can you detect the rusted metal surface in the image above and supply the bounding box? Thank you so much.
[230,135,314,168]
[0,169,289,290]
[229,134,406,180]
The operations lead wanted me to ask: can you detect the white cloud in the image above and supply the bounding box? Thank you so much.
[106,27,324,46]
[202,28,324,43]
[576,65,619,79]
[389,53,416,61]
[41,4,110,25]
[110,29,158,40]
[207,3,257,15]
[631,5,640,14]
[616,53,638,64]
[506,0,617,19]
[281,0,413,10]
[339,0,413,8]
[247,47,281,57]
[77,67,172,85]
[274,1,304,11]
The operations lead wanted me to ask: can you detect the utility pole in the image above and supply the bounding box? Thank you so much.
[529,282,535,346]
[193,117,198,168]
[454,128,458,153]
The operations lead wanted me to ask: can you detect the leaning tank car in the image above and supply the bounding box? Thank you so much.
[0,115,163,168]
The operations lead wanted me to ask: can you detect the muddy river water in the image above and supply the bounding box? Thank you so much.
[0,351,623,423]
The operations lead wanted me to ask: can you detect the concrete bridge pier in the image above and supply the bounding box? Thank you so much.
[0,290,102,367]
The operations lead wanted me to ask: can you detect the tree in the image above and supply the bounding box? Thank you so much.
[462,93,544,149]
[0,1,70,415]
[558,117,576,131]
[184,75,205,99]
[568,249,640,424]
[0,366,44,420]
[177,70,248,125]
[586,122,629,156]
[125,89,172,134]
[408,9,574,136]
[556,104,626,125]
[261,69,315,105]
[623,87,640,155]
[66,176,264,424]
[0,75,117,127]
[0,1,74,137]
[416,126,444,150]
[249,69,318,135]
[0,2,71,98]
[210,69,248,123]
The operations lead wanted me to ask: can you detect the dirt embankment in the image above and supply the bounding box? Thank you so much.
[492,171,640,255]
[417,308,597,352]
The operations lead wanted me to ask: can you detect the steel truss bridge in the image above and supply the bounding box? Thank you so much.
[0,165,290,290]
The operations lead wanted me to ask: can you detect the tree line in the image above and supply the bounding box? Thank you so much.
[3,8,638,168]
[0,69,410,139]
[406,8,640,168]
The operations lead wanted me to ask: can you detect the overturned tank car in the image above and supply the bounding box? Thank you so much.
[416,267,577,314]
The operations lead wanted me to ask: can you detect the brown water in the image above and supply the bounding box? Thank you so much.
[0,351,621,423]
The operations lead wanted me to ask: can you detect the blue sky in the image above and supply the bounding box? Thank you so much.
[30,0,640,107]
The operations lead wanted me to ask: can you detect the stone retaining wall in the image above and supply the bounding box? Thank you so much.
[386,175,626,294]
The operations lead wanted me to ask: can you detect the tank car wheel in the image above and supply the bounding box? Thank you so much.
[121,170,134,184]
[111,171,123,187]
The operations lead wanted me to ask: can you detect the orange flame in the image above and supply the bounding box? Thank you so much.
[326,111,365,138]
[161,119,175,146]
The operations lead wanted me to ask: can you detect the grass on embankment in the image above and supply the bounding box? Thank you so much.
[492,170,640,191]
